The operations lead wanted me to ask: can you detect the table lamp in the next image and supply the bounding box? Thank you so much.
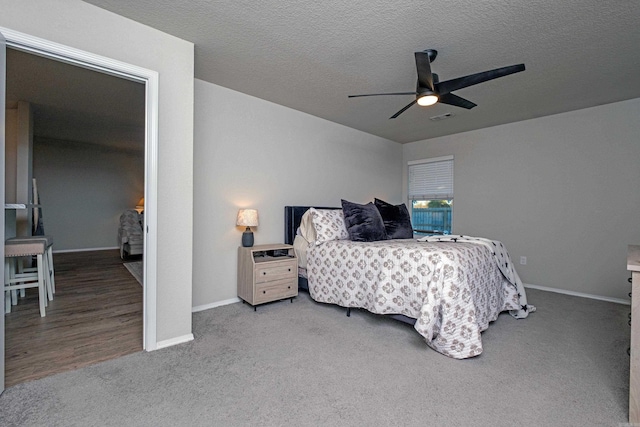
[236,209,259,247]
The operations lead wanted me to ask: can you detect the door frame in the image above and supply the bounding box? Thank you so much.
[1,29,6,394]
[0,26,159,352]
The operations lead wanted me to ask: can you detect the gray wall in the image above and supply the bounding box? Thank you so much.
[403,98,640,301]
[193,80,403,308]
[33,137,144,251]
[1,0,195,344]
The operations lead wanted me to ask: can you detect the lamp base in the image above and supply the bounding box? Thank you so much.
[241,228,254,247]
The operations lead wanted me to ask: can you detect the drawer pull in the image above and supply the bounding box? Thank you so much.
[263,290,266,294]
[263,272,267,275]
[288,286,291,289]
[288,268,291,272]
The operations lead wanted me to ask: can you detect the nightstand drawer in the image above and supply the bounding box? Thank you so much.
[254,278,297,304]
[255,261,296,284]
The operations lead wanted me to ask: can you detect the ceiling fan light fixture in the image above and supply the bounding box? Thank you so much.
[349,50,524,119]
[417,93,438,106]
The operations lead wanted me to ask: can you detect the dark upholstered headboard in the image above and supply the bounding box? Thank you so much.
[284,206,341,244]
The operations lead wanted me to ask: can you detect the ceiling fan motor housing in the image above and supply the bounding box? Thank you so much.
[424,49,438,63]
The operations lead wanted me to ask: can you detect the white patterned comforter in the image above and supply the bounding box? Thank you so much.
[307,239,523,359]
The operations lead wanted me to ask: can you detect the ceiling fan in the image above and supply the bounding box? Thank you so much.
[348,49,525,119]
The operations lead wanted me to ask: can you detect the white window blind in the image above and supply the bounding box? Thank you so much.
[408,156,453,200]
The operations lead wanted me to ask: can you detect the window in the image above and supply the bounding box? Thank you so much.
[408,156,453,235]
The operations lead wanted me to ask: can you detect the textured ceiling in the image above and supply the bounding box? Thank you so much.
[82,0,640,143]
[14,1,640,144]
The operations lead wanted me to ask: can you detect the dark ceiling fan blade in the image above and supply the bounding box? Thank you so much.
[438,93,477,109]
[348,92,417,98]
[390,99,417,119]
[414,51,434,91]
[435,64,525,95]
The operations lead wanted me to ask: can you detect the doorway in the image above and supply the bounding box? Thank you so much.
[1,27,160,391]
[4,48,145,387]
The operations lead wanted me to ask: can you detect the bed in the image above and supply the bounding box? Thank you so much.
[284,205,533,359]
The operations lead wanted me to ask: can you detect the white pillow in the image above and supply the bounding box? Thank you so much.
[298,209,317,243]
[293,234,311,269]
[309,208,349,245]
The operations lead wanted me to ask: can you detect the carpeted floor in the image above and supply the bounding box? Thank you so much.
[0,288,631,426]
[124,261,143,285]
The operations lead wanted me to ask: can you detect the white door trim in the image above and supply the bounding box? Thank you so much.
[1,29,7,394]
[0,26,159,351]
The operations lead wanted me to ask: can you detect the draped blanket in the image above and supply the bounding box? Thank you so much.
[307,238,528,359]
[419,235,536,319]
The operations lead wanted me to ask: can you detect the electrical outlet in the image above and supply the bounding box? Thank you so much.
[520,256,527,265]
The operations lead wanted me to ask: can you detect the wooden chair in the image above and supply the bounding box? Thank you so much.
[4,238,48,317]
[10,235,56,297]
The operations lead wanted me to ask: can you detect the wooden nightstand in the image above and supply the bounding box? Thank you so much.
[237,243,298,310]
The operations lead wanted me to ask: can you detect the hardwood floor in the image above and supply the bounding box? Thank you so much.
[4,249,143,387]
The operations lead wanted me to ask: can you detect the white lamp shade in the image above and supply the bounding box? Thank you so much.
[236,209,259,227]
[135,197,145,213]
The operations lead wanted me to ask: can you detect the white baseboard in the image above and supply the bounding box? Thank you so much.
[192,297,240,313]
[524,283,630,306]
[155,333,194,350]
[53,246,119,254]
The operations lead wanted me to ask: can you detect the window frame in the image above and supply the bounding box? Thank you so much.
[408,155,454,235]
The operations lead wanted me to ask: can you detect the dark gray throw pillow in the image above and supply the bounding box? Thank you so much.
[374,198,414,239]
[340,199,388,242]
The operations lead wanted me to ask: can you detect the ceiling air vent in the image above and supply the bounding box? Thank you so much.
[429,112,455,122]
